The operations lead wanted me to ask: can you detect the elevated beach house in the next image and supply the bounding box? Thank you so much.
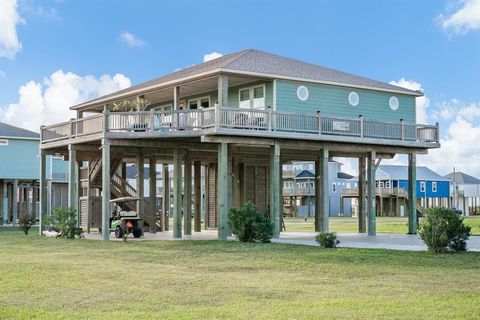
[39,49,440,239]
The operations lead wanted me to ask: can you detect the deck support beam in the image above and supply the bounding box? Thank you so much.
[194,161,202,232]
[270,143,281,238]
[162,164,169,231]
[184,154,192,235]
[217,142,229,240]
[101,139,111,240]
[39,151,47,236]
[149,157,157,233]
[315,148,329,232]
[173,150,183,238]
[358,156,367,233]
[367,151,376,236]
[12,179,18,226]
[408,153,417,234]
[136,152,145,218]
[68,145,79,220]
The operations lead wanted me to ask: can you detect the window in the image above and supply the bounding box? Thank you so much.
[348,91,359,106]
[296,85,309,101]
[420,181,426,193]
[432,181,437,193]
[389,96,399,111]
[379,181,384,188]
[239,85,265,109]
[188,96,210,110]
[332,183,336,192]
[385,181,391,188]
[0,139,8,146]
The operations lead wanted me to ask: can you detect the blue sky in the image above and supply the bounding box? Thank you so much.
[0,0,479,175]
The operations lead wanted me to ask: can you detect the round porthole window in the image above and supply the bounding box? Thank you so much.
[389,96,399,111]
[297,85,309,101]
[348,91,359,107]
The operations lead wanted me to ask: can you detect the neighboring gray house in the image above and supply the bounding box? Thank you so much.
[283,161,355,217]
[444,171,480,215]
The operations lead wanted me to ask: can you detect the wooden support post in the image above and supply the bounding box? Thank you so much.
[367,151,376,236]
[32,182,38,220]
[101,139,111,240]
[408,153,417,234]
[194,161,201,232]
[218,75,229,107]
[12,179,18,226]
[314,160,320,231]
[68,144,79,219]
[39,152,47,235]
[217,143,229,240]
[0,180,3,225]
[173,150,183,238]
[162,164,169,231]
[316,148,329,232]
[184,154,192,235]
[270,143,281,238]
[358,156,366,233]
[136,152,145,218]
[149,157,157,233]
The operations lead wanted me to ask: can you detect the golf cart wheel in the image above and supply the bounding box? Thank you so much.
[133,229,142,238]
[115,226,124,239]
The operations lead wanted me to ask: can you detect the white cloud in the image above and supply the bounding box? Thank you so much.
[437,0,480,35]
[435,99,480,121]
[0,70,131,131]
[203,52,223,62]
[120,31,146,48]
[389,78,430,123]
[423,115,480,177]
[0,0,24,59]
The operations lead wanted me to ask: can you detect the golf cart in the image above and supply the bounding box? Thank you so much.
[110,197,143,239]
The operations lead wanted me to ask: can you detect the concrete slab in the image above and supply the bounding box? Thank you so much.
[83,230,480,252]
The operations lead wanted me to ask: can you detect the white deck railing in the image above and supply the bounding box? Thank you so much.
[41,106,439,144]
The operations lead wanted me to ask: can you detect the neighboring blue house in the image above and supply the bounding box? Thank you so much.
[0,122,68,225]
[283,161,355,217]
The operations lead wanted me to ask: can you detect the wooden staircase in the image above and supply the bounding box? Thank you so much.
[84,156,160,231]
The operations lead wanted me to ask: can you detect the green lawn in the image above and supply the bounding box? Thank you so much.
[1,230,479,319]
[284,216,480,235]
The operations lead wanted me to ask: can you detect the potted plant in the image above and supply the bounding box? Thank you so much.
[113,96,152,131]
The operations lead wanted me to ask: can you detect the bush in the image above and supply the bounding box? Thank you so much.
[315,232,340,248]
[18,212,36,235]
[43,207,83,239]
[228,202,274,243]
[418,207,471,253]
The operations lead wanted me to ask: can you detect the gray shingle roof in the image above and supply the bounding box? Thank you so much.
[444,172,480,185]
[377,165,449,181]
[72,49,422,110]
[0,122,40,139]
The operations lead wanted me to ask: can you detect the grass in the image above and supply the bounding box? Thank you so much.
[284,216,480,235]
[1,230,480,319]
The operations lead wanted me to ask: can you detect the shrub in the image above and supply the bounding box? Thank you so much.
[18,212,36,235]
[43,207,83,239]
[228,202,274,243]
[315,232,340,248]
[418,207,471,253]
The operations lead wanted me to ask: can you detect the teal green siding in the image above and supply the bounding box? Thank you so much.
[0,139,39,179]
[149,80,273,109]
[275,80,416,123]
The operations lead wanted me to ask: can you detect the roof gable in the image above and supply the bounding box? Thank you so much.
[378,165,449,181]
[444,172,480,185]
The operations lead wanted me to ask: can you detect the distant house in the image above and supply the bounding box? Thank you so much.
[0,122,68,225]
[344,165,450,217]
[283,161,355,217]
[444,171,480,215]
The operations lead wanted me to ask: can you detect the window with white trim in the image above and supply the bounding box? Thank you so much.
[239,85,265,109]
[188,96,210,110]
[0,139,9,146]
[420,181,426,193]
[432,181,437,193]
[332,183,336,193]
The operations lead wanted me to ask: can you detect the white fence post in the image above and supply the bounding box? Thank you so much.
[317,111,322,135]
[400,119,405,141]
[359,115,364,138]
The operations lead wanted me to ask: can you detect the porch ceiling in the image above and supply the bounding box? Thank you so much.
[83,74,265,113]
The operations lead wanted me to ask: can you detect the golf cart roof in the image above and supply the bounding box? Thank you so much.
[109,197,141,203]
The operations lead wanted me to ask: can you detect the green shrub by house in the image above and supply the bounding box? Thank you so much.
[43,207,83,239]
[18,212,36,235]
[418,207,471,253]
[315,232,340,248]
[228,202,274,243]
